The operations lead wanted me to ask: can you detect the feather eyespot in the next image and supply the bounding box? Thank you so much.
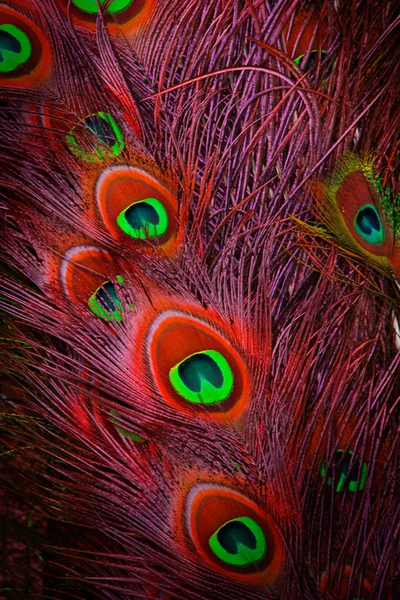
[316,155,400,280]
[320,450,367,493]
[335,171,388,254]
[182,484,283,586]
[294,49,327,71]
[96,166,179,256]
[66,112,125,162]
[146,311,250,421]
[59,0,154,33]
[0,7,51,86]
[61,246,130,320]
[284,12,332,78]
[285,12,327,60]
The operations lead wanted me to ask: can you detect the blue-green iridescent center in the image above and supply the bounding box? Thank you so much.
[0,24,32,73]
[354,204,385,246]
[208,517,267,567]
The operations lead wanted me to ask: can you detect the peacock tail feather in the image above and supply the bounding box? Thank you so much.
[0,0,399,598]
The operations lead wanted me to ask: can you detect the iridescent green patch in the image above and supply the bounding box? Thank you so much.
[228,458,241,472]
[0,24,32,73]
[354,204,385,245]
[294,49,327,71]
[320,450,367,493]
[209,517,267,567]
[116,197,169,240]
[169,349,234,405]
[87,275,124,321]
[110,410,145,442]
[66,112,124,162]
[72,0,133,14]
[376,176,400,239]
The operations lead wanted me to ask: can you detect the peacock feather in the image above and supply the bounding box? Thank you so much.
[0,0,399,598]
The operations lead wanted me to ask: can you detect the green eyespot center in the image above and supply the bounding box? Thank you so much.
[116,197,169,240]
[354,204,385,246]
[320,450,367,493]
[66,112,124,161]
[209,517,267,567]
[72,0,133,15]
[169,349,234,405]
[294,49,327,71]
[0,24,32,73]
[88,279,123,321]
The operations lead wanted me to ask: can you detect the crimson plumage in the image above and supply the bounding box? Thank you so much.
[0,0,399,598]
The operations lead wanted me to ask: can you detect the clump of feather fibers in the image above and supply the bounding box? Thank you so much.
[1,226,399,598]
[0,0,400,598]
